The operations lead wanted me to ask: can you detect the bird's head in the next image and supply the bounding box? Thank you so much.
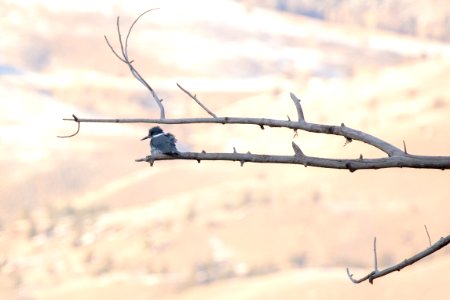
[141,126,164,140]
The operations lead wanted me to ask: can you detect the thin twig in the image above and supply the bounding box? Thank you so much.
[116,16,125,59]
[177,83,217,118]
[58,114,80,138]
[289,92,305,122]
[104,36,127,63]
[124,9,159,58]
[373,237,378,272]
[424,225,432,247]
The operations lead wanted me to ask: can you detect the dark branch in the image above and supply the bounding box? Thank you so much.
[347,234,450,284]
[135,151,450,170]
[58,114,80,138]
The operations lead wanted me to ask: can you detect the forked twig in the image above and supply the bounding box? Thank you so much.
[104,8,166,119]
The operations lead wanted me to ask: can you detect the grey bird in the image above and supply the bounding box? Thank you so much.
[141,126,179,155]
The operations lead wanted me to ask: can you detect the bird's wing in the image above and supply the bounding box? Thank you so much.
[166,133,177,144]
[151,133,178,153]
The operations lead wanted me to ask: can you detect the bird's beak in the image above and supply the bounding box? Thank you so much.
[141,136,150,141]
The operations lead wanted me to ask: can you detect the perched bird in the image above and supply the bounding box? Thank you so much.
[141,126,179,155]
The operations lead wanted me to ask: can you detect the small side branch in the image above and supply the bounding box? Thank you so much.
[177,83,217,118]
[290,92,305,122]
[424,225,432,247]
[347,234,450,284]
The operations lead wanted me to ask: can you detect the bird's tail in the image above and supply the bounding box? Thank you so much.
[166,151,180,157]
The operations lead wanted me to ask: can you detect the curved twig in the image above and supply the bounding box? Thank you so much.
[58,114,80,138]
[124,9,159,58]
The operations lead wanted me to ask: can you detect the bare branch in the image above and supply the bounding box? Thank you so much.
[63,116,404,156]
[134,151,450,170]
[58,114,80,138]
[124,9,159,58]
[177,83,217,118]
[347,234,450,284]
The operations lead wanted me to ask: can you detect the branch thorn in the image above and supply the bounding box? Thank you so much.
[344,137,353,146]
[292,141,304,157]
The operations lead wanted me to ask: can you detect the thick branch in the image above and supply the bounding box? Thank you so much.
[135,152,450,170]
[347,234,450,284]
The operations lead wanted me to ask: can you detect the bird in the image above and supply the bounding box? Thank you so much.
[141,126,179,156]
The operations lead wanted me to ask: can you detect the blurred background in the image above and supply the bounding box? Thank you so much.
[1,0,450,299]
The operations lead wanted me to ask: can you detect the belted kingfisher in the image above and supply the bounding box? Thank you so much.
[141,126,179,155]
